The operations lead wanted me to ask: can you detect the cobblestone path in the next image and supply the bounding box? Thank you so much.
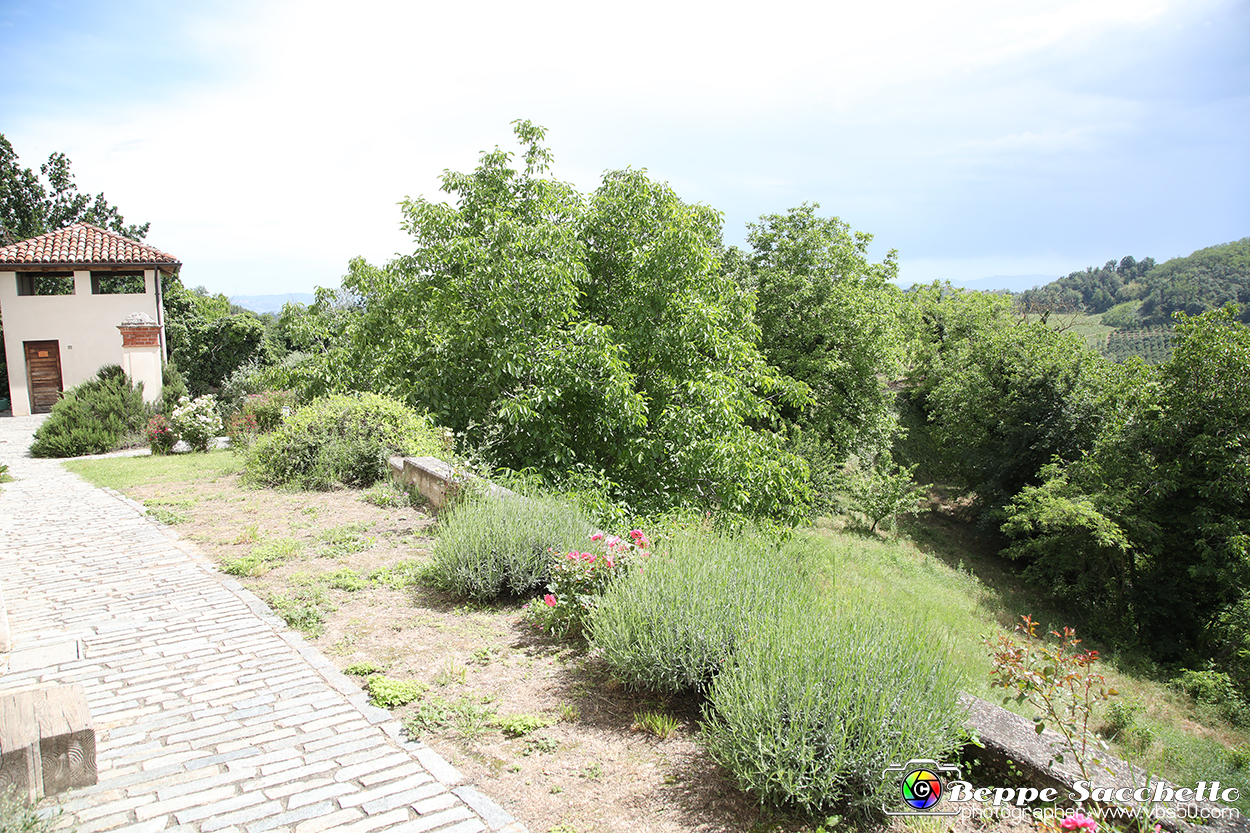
[0,415,525,833]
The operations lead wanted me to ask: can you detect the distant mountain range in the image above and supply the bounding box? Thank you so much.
[946,274,1058,293]
[229,293,317,314]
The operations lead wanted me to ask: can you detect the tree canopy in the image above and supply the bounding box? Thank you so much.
[0,134,149,245]
[729,204,905,461]
[337,121,812,522]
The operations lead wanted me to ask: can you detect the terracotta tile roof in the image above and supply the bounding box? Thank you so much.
[0,223,180,271]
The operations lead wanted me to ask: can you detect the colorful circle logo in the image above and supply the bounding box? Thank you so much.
[901,768,943,810]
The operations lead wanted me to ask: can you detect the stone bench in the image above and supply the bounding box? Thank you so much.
[0,683,96,801]
[387,456,515,509]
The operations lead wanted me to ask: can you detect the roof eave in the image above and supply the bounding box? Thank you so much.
[0,261,182,275]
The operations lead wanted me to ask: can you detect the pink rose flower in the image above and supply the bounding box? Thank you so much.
[1060,812,1097,832]
[543,594,557,607]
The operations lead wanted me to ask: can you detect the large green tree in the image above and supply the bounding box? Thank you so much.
[908,290,1110,520]
[162,282,277,396]
[730,204,906,461]
[341,121,812,522]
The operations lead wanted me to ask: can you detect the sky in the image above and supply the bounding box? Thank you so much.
[1,0,1247,297]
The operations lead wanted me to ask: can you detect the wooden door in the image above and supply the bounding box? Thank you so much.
[24,341,63,414]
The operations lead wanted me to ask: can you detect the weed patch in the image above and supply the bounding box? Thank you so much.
[343,661,384,677]
[496,714,553,737]
[324,568,367,592]
[267,586,333,636]
[366,676,428,708]
[631,710,678,739]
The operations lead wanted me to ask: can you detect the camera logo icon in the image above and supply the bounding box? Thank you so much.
[882,759,961,816]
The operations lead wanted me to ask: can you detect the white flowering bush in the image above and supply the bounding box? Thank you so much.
[169,394,223,453]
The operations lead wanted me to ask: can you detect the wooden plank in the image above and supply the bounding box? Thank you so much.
[0,689,38,751]
[0,689,40,801]
[32,685,95,795]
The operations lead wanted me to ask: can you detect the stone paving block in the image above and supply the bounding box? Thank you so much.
[263,774,335,801]
[412,792,460,815]
[394,809,478,833]
[414,748,464,786]
[200,800,285,833]
[0,417,528,833]
[174,790,269,825]
[357,761,426,787]
[73,811,135,833]
[291,807,365,833]
[134,784,239,821]
[340,772,439,810]
[246,799,334,833]
[321,808,409,833]
[452,786,516,830]
[334,751,413,783]
[286,780,356,809]
[362,780,450,816]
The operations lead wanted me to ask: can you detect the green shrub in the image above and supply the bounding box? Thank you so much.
[240,390,297,432]
[589,528,820,693]
[1174,668,1250,725]
[30,365,147,458]
[243,393,443,490]
[159,360,188,414]
[168,394,223,452]
[701,603,964,816]
[424,495,592,600]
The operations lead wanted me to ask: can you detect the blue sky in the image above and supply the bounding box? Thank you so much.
[2,0,1246,296]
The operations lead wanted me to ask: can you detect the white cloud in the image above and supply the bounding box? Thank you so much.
[4,0,1244,292]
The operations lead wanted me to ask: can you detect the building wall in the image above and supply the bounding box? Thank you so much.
[1,270,163,416]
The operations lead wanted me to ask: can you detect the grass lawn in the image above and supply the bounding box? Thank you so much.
[64,449,242,489]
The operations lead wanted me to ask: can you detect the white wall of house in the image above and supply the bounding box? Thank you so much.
[0,269,163,416]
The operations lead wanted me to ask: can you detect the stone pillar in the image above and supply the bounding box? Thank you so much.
[117,312,163,404]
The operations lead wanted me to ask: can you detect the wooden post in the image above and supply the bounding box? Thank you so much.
[0,683,95,801]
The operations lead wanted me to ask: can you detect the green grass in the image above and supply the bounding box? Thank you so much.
[64,450,242,489]
[823,519,1250,813]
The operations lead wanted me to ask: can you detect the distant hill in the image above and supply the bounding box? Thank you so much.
[229,293,317,314]
[949,274,1057,293]
[1017,238,1249,326]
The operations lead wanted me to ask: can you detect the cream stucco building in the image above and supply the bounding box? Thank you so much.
[0,224,181,416]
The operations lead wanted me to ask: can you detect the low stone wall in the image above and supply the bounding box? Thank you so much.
[387,456,515,509]
[388,455,1248,831]
[961,693,1246,833]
